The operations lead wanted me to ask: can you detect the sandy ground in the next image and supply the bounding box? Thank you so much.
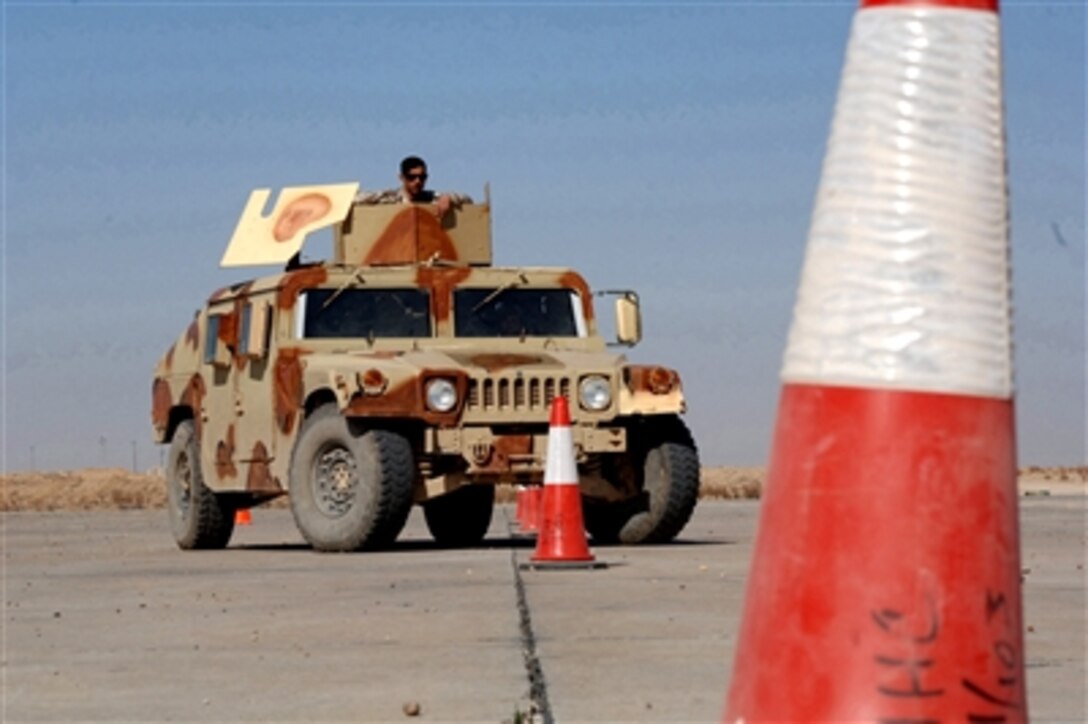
[0,466,766,511]
[0,465,1082,512]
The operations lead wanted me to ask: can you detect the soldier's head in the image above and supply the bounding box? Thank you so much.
[399,156,429,200]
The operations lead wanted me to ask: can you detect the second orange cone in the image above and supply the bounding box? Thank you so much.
[515,485,542,534]
[523,397,605,570]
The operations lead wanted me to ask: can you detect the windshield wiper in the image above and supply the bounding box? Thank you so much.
[472,273,527,313]
[321,269,366,309]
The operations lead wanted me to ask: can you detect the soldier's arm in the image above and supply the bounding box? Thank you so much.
[442,191,473,206]
[433,191,474,217]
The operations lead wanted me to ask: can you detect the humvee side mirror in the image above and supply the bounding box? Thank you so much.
[596,290,642,347]
[615,292,642,346]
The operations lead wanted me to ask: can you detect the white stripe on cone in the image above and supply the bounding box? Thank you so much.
[543,423,577,486]
[783,6,1011,399]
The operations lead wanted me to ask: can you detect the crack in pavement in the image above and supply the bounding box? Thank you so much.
[505,508,553,724]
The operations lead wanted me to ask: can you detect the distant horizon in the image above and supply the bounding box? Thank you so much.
[3,2,1084,472]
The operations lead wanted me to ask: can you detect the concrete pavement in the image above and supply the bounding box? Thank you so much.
[3,497,1084,722]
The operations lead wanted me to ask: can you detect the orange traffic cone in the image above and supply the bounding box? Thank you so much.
[235,508,252,526]
[522,397,605,570]
[725,1,1025,722]
[516,485,543,534]
[514,486,524,529]
[514,485,530,533]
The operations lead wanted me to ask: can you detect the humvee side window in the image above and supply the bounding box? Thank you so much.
[239,301,271,359]
[454,288,582,338]
[301,289,432,339]
[203,314,232,367]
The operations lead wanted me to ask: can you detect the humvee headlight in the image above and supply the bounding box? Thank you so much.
[425,378,458,413]
[579,376,612,411]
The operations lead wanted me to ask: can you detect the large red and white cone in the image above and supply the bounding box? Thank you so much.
[726,1,1025,721]
[526,397,603,569]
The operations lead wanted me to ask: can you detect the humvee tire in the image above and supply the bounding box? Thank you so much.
[288,405,414,552]
[423,484,495,547]
[584,415,700,545]
[166,420,236,549]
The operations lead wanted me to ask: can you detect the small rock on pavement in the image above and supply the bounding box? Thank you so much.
[402,701,421,717]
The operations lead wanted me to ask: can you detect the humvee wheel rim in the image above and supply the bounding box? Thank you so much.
[314,446,358,517]
[174,451,193,516]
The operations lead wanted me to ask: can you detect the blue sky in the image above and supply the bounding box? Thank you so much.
[2,1,1084,471]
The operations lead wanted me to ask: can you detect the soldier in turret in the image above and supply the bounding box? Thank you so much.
[356,155,472,218]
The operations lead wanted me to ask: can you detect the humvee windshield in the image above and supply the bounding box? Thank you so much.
[301,289,431,338]
[454,288,584,338]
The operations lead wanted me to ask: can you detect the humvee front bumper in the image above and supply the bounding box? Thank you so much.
[424,425,627,477]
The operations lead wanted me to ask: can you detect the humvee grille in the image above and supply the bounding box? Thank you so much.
[467,376,573,415]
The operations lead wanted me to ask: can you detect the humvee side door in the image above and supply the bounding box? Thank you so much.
[232,294,281,495]
[199,293,280,494]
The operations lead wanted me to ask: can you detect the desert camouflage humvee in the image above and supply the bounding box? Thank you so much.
[151,182,699,552]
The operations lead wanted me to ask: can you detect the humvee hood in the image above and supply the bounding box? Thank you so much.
[446,351,603,373]
[301,348,623,375]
